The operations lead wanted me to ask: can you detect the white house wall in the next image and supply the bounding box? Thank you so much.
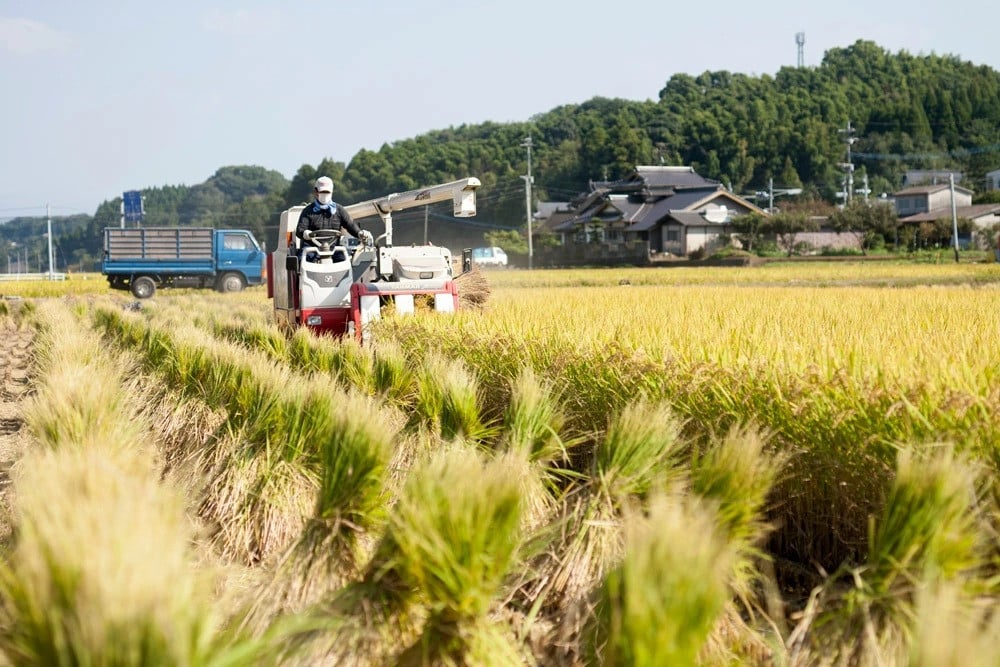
[928,189,972,210]
[684,226,729,254]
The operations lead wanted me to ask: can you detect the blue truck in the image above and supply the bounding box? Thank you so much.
[102,227,266,299]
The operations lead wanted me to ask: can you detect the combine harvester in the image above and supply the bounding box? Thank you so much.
[268,177,480,342]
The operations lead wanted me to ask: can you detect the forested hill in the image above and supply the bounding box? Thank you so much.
[9,39,1000,271]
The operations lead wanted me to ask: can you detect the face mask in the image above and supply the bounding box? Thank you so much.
[317,192,332,205]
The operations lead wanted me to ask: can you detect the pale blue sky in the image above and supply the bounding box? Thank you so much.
[2,1,997,216]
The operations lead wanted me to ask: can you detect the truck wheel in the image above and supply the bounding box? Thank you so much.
[131,276,156,299]
[217,272,245,293]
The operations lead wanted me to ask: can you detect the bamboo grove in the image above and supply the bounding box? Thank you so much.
[0,261,998,665]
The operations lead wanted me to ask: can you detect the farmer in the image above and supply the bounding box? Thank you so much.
[296,176,372,251]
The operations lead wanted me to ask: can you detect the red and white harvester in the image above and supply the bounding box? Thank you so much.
[268,177,480,341]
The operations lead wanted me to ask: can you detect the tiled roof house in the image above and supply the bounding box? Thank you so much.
[545,166,767,260]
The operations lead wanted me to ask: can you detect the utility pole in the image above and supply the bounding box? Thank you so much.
[768,177,774,213]
[521,136,534,269]
[950,173,960,263]
[46,203,54,279]
[839,120,856,204]
[423,205,429,245]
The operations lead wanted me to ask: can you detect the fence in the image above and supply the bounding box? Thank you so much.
[0,273,67,281]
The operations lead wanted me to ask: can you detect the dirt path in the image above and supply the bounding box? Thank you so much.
[0,319,34,544]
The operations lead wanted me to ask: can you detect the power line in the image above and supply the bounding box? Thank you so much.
[854,143,1000,160]
[0,204,90,216]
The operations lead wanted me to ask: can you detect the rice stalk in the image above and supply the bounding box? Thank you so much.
[202,443,318,566]
[691,424,787,600]
[792,444,986,664]
[501,366,571,465]
[866,445,983,597]
[286,327,341,376]
[908,582,1000,667]
[214,321,289,360]
[521,485,624,631]
[454,266,491,310]
[584,492,734,667]
[246,391,396,628]
[25,308,143,455]
[386,447,525,665]
[370,337,417,406]
[595,398,686,501]
[0,445,277,665]
[410,352,493,442]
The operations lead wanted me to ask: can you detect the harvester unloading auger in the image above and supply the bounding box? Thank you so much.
[267,177,483,342]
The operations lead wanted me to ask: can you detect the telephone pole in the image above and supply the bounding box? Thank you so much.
[838,120,856,204]
[521,136,534,269]
[950,173,960,263]
[46,203,54,279]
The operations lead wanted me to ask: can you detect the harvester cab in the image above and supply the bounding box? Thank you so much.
[268,177,481,342]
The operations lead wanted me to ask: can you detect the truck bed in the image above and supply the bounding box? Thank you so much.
[104,227,214,261]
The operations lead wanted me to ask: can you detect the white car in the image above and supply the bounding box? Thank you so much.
[471,246,508,267]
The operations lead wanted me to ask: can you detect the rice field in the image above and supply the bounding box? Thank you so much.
[0,260,998,666]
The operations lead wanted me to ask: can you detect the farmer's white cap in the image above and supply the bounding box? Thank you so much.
[314,176,333,193]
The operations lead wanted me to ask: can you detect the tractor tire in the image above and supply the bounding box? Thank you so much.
[130,276,156,299]
[217,272,245,293]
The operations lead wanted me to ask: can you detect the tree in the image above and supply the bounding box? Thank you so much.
[730,212,768,252]
[484,229,528,255]
[208,166,288,202]
[761,211,819,256]
[827,199,898,255]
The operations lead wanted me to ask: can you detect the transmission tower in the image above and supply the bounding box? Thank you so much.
[796,32,805,68]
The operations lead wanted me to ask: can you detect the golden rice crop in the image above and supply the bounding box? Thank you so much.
[4,260,997,665]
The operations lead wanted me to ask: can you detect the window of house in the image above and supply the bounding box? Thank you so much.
[666,229,680,242]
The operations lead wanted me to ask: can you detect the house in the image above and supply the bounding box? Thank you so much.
[543,166,766,264]
[534,201,572,221]
[893,183,973,216]
[893,183,1000,247]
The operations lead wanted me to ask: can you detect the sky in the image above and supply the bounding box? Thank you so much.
[2,1,999,218]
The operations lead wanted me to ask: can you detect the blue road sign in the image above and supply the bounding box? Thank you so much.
[123,190,143,223]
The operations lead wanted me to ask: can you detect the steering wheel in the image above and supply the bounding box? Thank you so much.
[305,229,341,250]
